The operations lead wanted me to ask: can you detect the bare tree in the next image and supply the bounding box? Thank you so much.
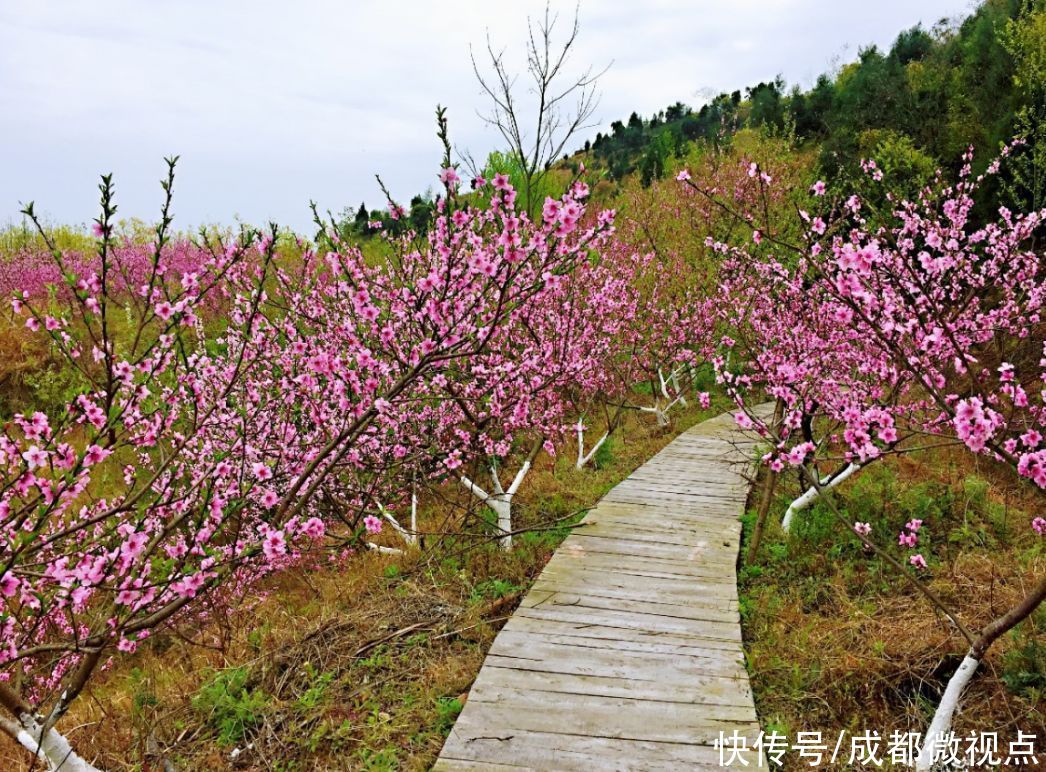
[471,2,609,214]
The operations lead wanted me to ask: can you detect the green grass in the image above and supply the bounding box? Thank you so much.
[192,666,270,746]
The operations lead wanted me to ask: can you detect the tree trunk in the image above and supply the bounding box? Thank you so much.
[9,715,99,772]
[576,423,610,470]
[747,399,784,562]
[460,439,542,551]
[488,494,513,550]
[915,576,1046,771]
[781,462,860,532]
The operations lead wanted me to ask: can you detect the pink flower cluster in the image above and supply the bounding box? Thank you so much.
[1,170,629,732]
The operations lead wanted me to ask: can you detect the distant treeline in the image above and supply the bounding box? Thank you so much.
[584,0,1044,210]
[337,0,1044,241]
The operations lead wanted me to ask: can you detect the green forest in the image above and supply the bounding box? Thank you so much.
[587,0,1044,209]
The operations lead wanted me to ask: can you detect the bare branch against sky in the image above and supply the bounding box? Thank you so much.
[470,2,610,212]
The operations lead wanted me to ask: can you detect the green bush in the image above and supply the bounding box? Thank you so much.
[193,666,269,746]
[1001,623,1046,701]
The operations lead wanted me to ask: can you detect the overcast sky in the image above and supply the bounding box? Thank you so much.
[0,0,974,233]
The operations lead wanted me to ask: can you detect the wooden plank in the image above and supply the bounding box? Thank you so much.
[490,627,747,661]
[538,555,740,581]
[434,725,733,770]
[501,613,743,651]
[536,564,739,596]
[563,533,742,565]
[581,512,742,533]
[602,489,746,506]
[511,601,743,642]
[482,641,750,689]
[436,408,768,770]
[541,550,738,580]
[543,548,738,578]
[591,498,744,514]
[579,519,741,541]
[528,578,738,609]
[596,492,744,509]
[621,475,749,490]
[587,507,743,524]
[521,590,739,625]
[568,528,742,553]
[443,698,757,745]
[476,667,754,710]
[584,508,744,527]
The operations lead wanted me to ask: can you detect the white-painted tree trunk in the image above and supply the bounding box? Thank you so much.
[669,370,688,407]
[639,404,670,427]
[915,654,980,772]
[576,422,609,470]
[377,502,416,546]
[657,366,689,407]
[640,392,686,427]
[365,542,403,555]
[12,714,99,772]
[460,445,539,550]
[375,477,420,547]
[461,474,514,550]
[781,462,860,532]
[410,482,418,541]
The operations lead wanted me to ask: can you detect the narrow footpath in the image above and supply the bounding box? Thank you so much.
[435,409,768,770]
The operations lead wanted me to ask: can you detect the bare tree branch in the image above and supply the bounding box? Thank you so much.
[470,2,610,214]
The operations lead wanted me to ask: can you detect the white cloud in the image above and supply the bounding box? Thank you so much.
[0,0,972,231]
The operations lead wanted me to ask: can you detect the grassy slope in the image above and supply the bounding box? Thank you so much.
[739,446,1044,770]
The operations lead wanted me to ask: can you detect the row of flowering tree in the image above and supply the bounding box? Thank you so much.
[0,122,665,767]
[674,144,1044,769]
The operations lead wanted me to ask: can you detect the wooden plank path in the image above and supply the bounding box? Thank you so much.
[435,408,770,770]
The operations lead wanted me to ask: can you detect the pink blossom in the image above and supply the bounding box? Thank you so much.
[909,554,928,570]
[262,530,287,559]
[83,444,111,467]
[302,517,326,539]
[439,167,461,187]
[21,445,48,469]
[363,515,382,534]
